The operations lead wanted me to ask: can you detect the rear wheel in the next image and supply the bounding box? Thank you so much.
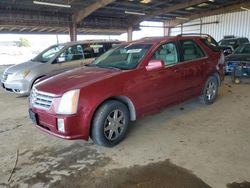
[200,76,218,105]
[91,100,129,147]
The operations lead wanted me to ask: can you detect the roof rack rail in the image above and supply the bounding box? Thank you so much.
[176,33,213,38]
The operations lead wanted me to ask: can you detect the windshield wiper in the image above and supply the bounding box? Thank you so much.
[86,64,123,70]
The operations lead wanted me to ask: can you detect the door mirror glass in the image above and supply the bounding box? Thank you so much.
[146,60,164,71]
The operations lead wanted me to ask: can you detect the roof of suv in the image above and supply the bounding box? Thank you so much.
[123,35,212,45]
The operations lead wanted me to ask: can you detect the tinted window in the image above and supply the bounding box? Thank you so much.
[220,39,237,46]
[82,42,118,58]
[83,46,95,59]
[201,37,220,52]
[234,44,250,54]
[180,40,205,61]
[152,42,178,66]
[58,45,84,63]
[240,38,249,44]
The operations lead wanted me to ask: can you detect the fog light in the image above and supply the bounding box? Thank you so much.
[57,118,65,132]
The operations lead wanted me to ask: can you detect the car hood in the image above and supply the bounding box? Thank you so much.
[35,66,122,96]
[5,60,43,74]
[226,54,250,62]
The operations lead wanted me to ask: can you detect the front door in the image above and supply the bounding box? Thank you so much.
[138,41,185,114]
[55,44,84,71]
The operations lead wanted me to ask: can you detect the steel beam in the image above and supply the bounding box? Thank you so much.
[130,0,209,26]
[73,0,115,23]
[69,22,77,41]
[169,1,250,26]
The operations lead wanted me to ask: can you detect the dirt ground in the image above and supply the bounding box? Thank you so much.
[0,66,250,188]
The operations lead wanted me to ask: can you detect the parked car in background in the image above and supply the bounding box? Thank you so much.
[219,36,249,56]
[225,43,250,74]
[1,40,121,95]
[220,45,234,56]
[29,34,224,147]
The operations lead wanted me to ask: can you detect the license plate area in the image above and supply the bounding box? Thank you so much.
[29,109,38,125]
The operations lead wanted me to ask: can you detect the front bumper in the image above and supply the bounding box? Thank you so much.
[29,108,89,140]
[1,79,30,95]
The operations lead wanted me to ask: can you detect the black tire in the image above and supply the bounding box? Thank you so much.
[200,76,218,105]
[91,100,130,147]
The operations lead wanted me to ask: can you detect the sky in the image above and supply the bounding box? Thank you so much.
[0,21,164,51]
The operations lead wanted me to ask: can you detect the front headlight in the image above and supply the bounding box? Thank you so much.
[15,70,30,79]
[57,89,80,115]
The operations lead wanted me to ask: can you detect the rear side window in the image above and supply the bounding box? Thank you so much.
[201,37,221,52]
[180,40,205,61]
[82,42,117,58]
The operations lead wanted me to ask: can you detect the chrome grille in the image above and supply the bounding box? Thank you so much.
[30,88,54,110]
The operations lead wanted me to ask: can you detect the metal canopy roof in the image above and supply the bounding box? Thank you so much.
[0,0,249,35]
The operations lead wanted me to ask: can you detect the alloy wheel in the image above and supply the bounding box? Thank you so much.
[104,109,125,141]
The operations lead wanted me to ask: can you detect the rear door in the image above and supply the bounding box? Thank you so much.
[178,39,209,98]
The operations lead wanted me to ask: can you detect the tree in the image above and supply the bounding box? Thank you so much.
[19,37,30,47]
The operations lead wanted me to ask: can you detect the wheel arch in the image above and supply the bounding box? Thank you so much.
[110,96,136,121]
[91,96,136,122]
[212,71,221,86]
[200,71,221,96]
[89,96,136,139]
[31,75,46,89]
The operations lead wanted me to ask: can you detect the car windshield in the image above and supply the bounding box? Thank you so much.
[32,45,64,63]
[234,44,250,54]
[91,43,152,70]
[219,39,237,46]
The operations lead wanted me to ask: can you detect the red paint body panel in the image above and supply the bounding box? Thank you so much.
[30,36,224,141]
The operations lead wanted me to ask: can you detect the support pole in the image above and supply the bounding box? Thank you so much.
[164,20,171,36]
[127,26,133,42]
[200,18,203,34]
[69,22,77,41]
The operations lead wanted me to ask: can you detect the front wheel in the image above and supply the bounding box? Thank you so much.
[200,76,218,105]
[91,100,130,147]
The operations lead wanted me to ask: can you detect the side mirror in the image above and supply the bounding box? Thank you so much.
[146,60,164,71]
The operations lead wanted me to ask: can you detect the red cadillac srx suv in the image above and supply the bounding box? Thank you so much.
[29,34,224,147]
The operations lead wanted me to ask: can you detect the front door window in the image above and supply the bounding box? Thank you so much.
[152,42,179,66]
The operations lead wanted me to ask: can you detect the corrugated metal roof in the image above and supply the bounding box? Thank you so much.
[0,0,247,35]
